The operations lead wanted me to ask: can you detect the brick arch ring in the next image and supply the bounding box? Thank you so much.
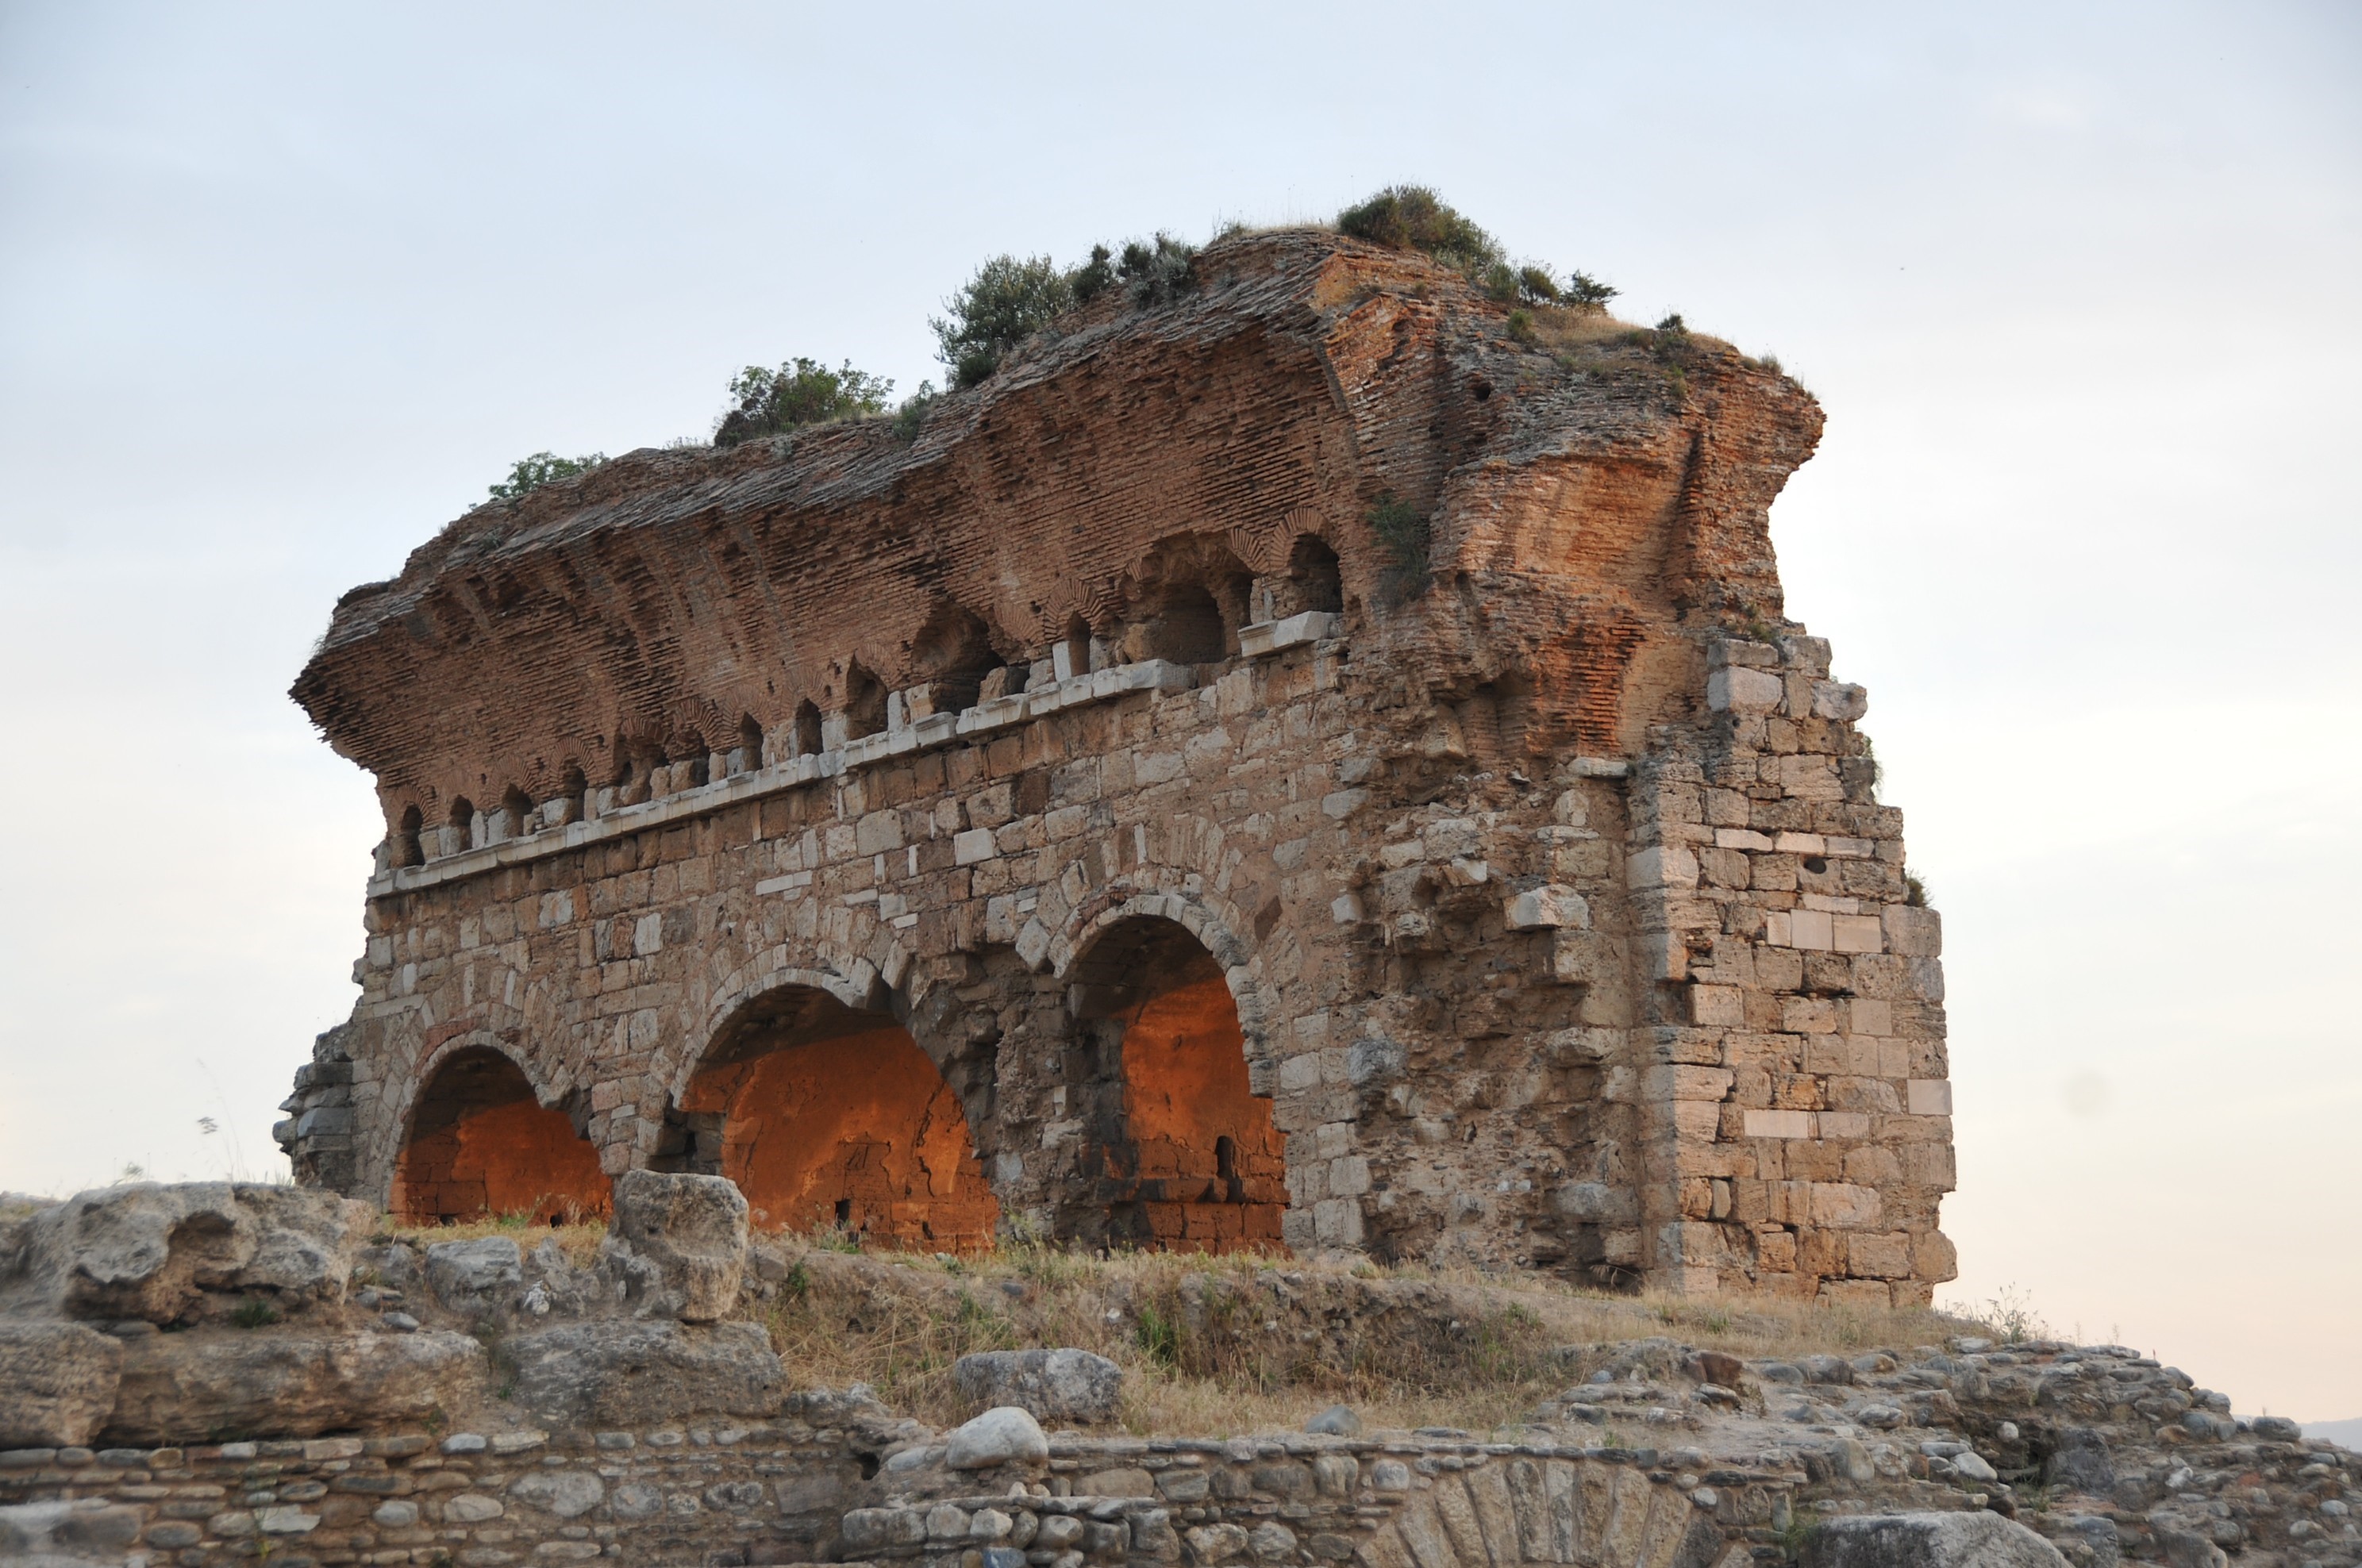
[652,939,906,1114]
[1047,882,1273,1061]
[367,1027,559,1207]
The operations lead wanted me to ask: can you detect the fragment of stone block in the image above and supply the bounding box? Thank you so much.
[102,1327,485,1444]
[0,1320,122,1447]
[1801,1511,2067,1566]
[503,1318,783,1427]
[424,1236,523,1313]
[599,1170,748,1323]
[13,1181,372,1324]
[952,1347,1124,1424]
[944,1405,1050,1470]
[1706,666,1783,714]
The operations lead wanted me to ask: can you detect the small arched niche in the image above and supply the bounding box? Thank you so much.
[910,601,1002,713]
[392,1047,610,1225]
[791,700,823,757]
[670,986,998,1249]
[393,804,425,868]
[1065,917,1285,1254]
[1284,534,1343,616]
[843,664,887,741]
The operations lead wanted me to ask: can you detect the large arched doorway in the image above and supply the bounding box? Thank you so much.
[671,986,998,1249]
[1067,917,1286,1254]
[392,1047,610,1225]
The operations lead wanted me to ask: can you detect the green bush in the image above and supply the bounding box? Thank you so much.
[1069,244,1116,306]
[1506,309,1537,345]
[1366,493,1432,599]
[1564,271,1618,310]
[487,451,606,502]
[1515,265,1560,305]
[714,357,894,448]
[893,381,940,444]
[1336,185,1505,277]
[932,254,1075,388]
[1118,233,1197,306]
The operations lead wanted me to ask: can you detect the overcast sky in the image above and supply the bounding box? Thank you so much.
[2,3,2355,1422]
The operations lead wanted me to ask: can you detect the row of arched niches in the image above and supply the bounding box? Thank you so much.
[390,916,1287,1255]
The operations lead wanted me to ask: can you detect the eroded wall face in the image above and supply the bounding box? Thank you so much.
[680,1024,998,1248]
[391,1050,610,1224]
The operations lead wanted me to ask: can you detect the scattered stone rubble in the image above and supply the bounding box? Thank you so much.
[2,1176,2354,1566]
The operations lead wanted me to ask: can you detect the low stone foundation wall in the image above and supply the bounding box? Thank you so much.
[0,1423,1795,1568]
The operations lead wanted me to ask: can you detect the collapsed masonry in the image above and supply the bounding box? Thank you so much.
[279,226,1954,1302]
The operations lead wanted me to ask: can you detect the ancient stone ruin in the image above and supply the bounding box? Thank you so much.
[276,225,1955,1304]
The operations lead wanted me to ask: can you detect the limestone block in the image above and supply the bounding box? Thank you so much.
[601,1170,748,1323]
[0,1320,122,1447]
[1551,1182,1637,1224]
[1808,1183,1883,1229]
[1627,845,1699,890]
[951,1347,1123,1424]
[1687,984,1744,1027]
[425,1237,523,1313]
[1906,1080,1952,1116]
[504,1320,783,1426]
[102,1328,486,1444]
[1706,666,1784,714]
[1503,884,1589,930]
[1802,1512,2066,1567]
[1883,904,1943,956]
[1810,682,1869,722]
[508,1467,606,1519]
[1745,1109,1817,1139]
[1832,914,1883,954]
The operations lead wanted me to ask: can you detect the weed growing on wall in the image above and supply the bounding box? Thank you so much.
[1366,494,1432,600]
[487,452,606,502]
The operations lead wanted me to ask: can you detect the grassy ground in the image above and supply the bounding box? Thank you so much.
[377,1218,1982,1438]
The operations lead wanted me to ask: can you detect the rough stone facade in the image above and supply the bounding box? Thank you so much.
[279,227,1953,1303]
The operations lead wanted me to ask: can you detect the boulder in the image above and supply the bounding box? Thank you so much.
[6,1182,371,1323]
[504,1319,783,1425]
[2046,1427,2117,1494]
[952,1347,1124,1424]
[1304,1404,1361,1437]
[425,1236,524,1312]
[1803,1512,2068,1568]
[0,1321,123,1447]
[600,1170,748,1322]
[0,1499,144,1560]
[101,1327,487,1444]
[944,1405,1049,1470]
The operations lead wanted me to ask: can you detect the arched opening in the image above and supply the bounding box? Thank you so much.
[671,986,998,1249]
[394,804,424,868]
[1142,582,1228,665]
[1066,918,1285,1254]
[843,664,887,740]
[392,1048,610,1225]
[558,762,587,824]
[447,795,476,854]
[911,601,1001,713]
[498,784,535,838]
[737,714,764,772]
[1058,614,1094,680]
[1287,534,1343,615]
[792,699,823,757]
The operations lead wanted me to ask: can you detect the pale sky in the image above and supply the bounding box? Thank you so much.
[2,4,2355,1422]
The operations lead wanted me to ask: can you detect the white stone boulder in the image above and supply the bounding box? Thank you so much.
[424,1236,523,1312]
[944,1405,1049,1470]
[503,1318,783,1426]
[102,1327,487,1444]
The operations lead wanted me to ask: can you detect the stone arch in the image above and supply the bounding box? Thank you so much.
[390,1035,609,1224]
[1056,913,1286,1255]
[660,974,998,1248]
[1047,885,1272,1059]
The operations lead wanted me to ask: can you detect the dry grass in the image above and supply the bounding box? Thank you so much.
[748,1233,1974,1439]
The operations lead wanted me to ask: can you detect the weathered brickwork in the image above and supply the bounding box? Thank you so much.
[279,226,1953,1303]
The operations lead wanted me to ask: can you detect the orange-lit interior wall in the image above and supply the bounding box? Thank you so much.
[682,1024,998,1250]
[1119,973,1286,1252]
[393,1055,610,1224]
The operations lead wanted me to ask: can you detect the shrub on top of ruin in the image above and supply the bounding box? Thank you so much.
[1118,233,1198,306]
[1506,308,1538,346]
[933,254,1075,388]
[1564,271,1618,310]
[893,380,941,444]
[487,451,606,502]
[1068,243,1117,306]
[1336,185,1506,278]
[1366,492,1432,601]
[714,357,894,448]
